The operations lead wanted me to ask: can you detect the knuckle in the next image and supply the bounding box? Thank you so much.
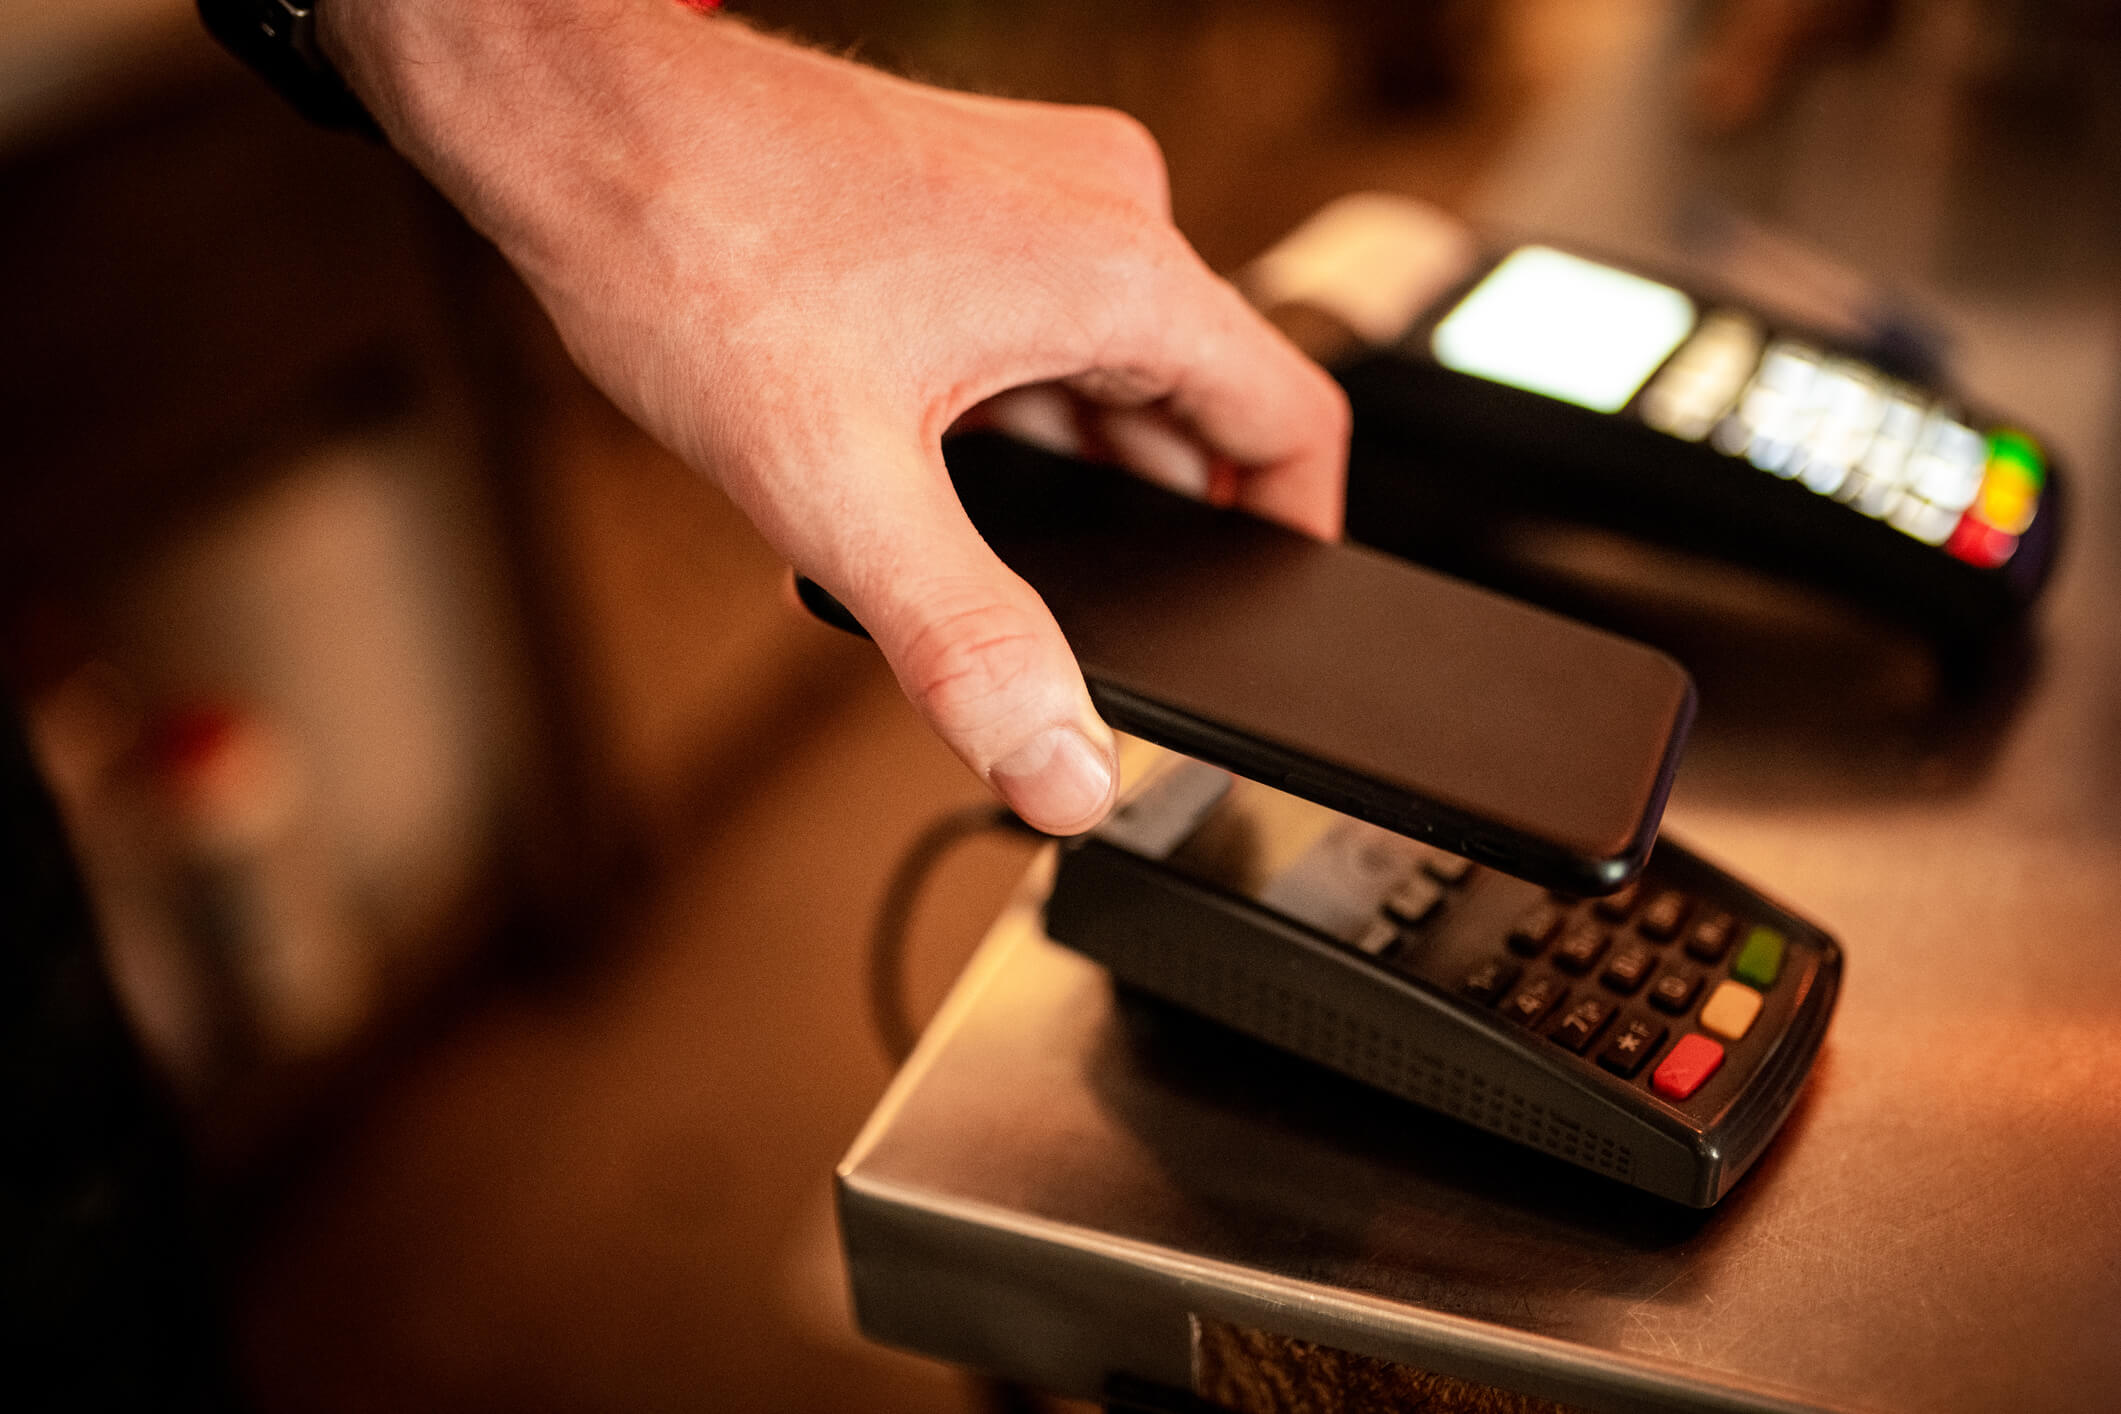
[896,596,1047,735]
[1317,367,1354,442]
[1075,106,1169,202]
[1070,364,1163,406]
[1081,224,1190,357]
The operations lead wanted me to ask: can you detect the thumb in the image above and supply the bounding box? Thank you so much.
[811,450,1119,836]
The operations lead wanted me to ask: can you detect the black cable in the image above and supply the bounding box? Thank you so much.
[868,803,1039,1067]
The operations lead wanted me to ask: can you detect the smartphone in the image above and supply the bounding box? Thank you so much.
[793,431,1695,895]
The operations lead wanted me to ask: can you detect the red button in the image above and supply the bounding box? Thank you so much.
[1651,1034,1725,1100]
[1944,513,2018,569]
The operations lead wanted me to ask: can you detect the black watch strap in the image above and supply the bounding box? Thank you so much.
[196,0,383,137]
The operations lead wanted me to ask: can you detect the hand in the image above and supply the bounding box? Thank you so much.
[321,0,1349,834]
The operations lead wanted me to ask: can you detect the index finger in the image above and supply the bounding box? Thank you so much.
[1144,256,1352,541]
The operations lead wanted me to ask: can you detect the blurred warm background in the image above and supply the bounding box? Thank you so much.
[3,1,2116,1411]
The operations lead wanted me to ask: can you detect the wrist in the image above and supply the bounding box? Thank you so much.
[316,0,727,143]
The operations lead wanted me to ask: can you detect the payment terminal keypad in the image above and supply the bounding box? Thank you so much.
[1367,838,1798,1108]
[1046,758,1843,1206]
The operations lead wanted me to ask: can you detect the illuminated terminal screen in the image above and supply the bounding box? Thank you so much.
[1430,246,2044,569]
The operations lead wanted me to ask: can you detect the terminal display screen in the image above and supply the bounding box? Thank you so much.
[1430,247,2046,570]
[1430,246,1697,414]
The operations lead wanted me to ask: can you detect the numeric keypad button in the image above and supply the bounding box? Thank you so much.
[1594,879,1642,921]
[1553,920,1611,974]
[1600,942,1656,994]
[1461,957,1521,1006]
[1507,902,1566,957]
[1638,890,1691,941]
[1501,976,1568,1027]
[1597,1017,1667,1078]
[1648,968,1703,1015]
[1685,912,1738,962]
[1550,995,1618,1054]
[1384,873,1446,925]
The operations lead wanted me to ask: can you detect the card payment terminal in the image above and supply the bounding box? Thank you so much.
[1244,196,2064,660]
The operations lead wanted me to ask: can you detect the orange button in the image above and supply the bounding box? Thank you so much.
[1976,462,2040,535]
[1652,1033,1725,1100]
[1701,980,1764,1040]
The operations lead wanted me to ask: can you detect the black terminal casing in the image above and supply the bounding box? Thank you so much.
[1044,765,1842,1207]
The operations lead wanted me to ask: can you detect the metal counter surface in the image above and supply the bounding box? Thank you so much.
[839,794,2121,1413]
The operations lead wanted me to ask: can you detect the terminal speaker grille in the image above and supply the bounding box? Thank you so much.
[1100,934,1636,1183]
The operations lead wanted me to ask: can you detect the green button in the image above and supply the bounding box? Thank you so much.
[1988,429,2047,489]
[1732,926,1786,988]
